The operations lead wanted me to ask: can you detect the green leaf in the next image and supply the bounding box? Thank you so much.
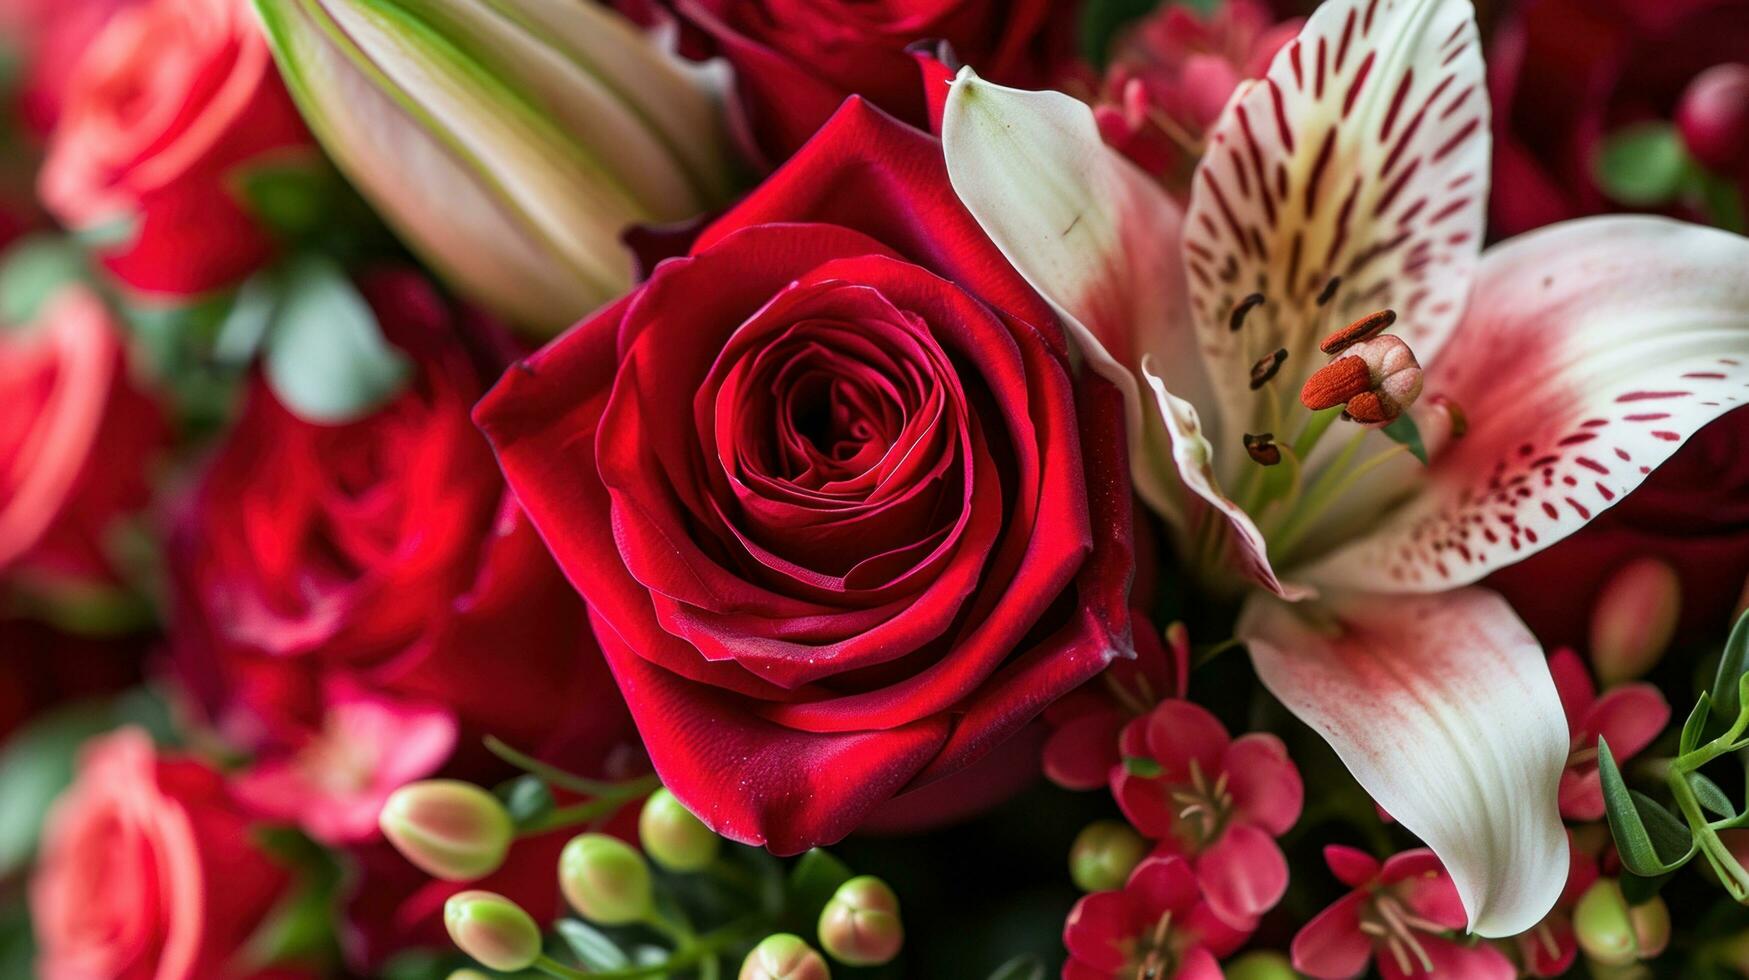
[554,919,630,971]
[1619,870,1673,905]
[1712,608,1749,723]
[237,158,338,240]
[212,271,284,366]
[500,775,554,827]
[987,954,1048,980]
[1681,695,1713,756]
[0,702,118,875]
[262,255,411,423]
[1599,738,1692,875]
[0,234,88,325]
[1122,756,1163,778]
[1594,122,1691,206]
[72,214,139,249]
[784,848,853,927]
[1382,413,1429,464]
[1691,773,1737,819]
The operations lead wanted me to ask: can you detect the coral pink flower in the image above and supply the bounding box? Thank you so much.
[1512,836,1599,978]
[1091,0,1301,190]
[1292,846,1514,979]
[1547,648,1670,821]
[1064,854,1249,980]
[231,685,457,845]
[1111,698,1302,927]
[1043,622,1188,790]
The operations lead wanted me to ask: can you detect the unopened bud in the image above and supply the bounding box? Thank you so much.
[1575,879,1670,966]
[818,876,903,966]
[559,833,654,925]
[380,780,513,882]
[444,891,541,972]
[447,971,493,980]
[1590,559,1680,685]
[1226,950,1300,980]
[1069,820,1147,892]
[1677,64,1749,173]
[740,934,831,980]
[639,787,720,872]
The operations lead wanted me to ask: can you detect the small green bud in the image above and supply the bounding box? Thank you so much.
[817,875,902,966]
[379,780,514,882]
[1226,950,1301,980]
[1069,820,1147,892]
[446,971,494,980]
[1575,879,1669,966]
[443,890,541,972]
[558,833,654,925]
[639,787,721,872]
[740,934,831,980]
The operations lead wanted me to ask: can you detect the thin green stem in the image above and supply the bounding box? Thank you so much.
[486,736,625,797]
[516,775,661,837]
[1668,770,1749,900]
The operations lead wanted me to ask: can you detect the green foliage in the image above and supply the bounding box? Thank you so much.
[261,255,411,423]
[1595,123,1691,206]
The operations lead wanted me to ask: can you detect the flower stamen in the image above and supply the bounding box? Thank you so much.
[1229,292,1265,332]
[1249,348,1288,389]
[1243,432,1282,466]
[1320,309,1397,355]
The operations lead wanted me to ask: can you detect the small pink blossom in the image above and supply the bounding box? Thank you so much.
[1292,847,1514,980]
[1547,648,1670,821]
[1063,854,1249,980]
[1042,622,1187,791]
[1111,698,1302,928]
[232,686,456,844]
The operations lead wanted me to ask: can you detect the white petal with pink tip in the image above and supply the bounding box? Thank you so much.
[1185,0,1487,435]
[1240,587,1568,937]
[1304,217,1749,593]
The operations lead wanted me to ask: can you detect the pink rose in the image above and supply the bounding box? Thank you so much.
[32,728,304,980]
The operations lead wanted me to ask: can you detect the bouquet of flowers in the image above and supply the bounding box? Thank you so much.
[1,0,1748,976]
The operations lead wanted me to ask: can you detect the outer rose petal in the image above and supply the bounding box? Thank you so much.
[1305,217,1749,593]
[1240,588,1569,937]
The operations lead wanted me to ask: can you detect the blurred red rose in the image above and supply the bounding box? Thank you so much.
[0,619,145,738]
[476,99,1138,855]
[170,270,630,790]
[675,0,1070,162]
[36,0,313,296]
[0,0,141,133]
[1488,0,1749,238]
[1489,407,1749,652]
[0,287,167,593]
[31,728,304,980]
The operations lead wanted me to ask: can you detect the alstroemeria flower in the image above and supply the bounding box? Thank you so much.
[1548,648,1670,821]
[1112,699,1302,928]
[231,685,456,845]
[1064,854,1250,980]
[942,0,1749,936]
[1292,846,1514,979]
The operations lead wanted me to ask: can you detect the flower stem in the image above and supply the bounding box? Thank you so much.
[515,775,661,837]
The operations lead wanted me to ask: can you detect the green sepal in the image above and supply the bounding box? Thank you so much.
[1681,695,1713,756]
[1123,756,1164,778]
[1382,413,1429,465]
[1711,609,1749,723]
[1600,738,1694,876]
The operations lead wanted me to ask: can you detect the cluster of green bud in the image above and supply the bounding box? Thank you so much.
[740,934,832,980]
[639,787,721,872]
[560,833,655,925]
[818,876,903,966]
[1069,820,1147,892]
[380,781,514,882]
[443,891,541,972]
[1574,879,1671,967]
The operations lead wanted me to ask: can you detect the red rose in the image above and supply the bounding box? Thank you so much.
[170,270,629,774]
[31,728,303,980]
[37,0,313,296]
[476,100,1137,854]
[0,287,167,593]
[0,0,141,133]
[676,0,1069,161]
[1488,0,1749,238]
[1489,406,1749,651]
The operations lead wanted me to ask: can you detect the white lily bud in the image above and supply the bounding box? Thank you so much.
[253,0,742,334]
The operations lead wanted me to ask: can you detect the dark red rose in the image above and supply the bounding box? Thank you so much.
[675,0,1070,162]
[0,619,145,738]
[170,269,631,789]
[1489,407,1749,652]
[36,0,314,296]
[1488,0,1749,238]
[0,287,167,594]
[476,99,1137,854]
[31,728,306,980]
